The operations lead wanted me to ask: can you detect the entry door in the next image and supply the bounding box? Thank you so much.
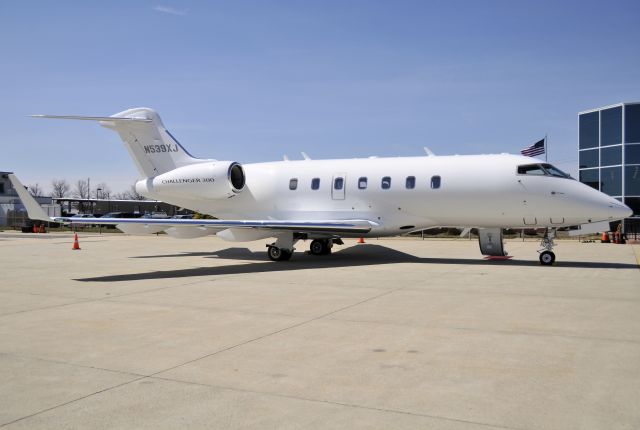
[332,173,346,200]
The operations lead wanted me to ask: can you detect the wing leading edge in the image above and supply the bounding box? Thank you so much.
[53,216,377,234]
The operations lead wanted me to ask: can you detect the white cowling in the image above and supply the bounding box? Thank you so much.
[136,161,245,200]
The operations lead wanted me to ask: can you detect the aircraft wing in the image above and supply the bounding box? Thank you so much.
[53,216,376,234]
[9,174,376,235]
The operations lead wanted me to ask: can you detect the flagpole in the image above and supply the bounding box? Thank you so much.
[545,134,548,162]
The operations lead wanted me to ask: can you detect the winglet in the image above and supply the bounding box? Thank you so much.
[7,174,52,221]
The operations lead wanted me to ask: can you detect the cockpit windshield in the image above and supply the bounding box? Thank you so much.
[517,163,573,179]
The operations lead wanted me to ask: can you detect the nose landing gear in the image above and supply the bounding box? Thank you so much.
[538,228,556,266]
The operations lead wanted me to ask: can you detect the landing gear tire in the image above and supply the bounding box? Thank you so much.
[309,239,331,256]
[267,246,293,261]
[539,250,555,266]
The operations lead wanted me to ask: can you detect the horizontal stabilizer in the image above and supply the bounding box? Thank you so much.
[31,114,151,123]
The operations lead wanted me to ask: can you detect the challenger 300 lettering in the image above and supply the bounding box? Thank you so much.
[11,107,632,265]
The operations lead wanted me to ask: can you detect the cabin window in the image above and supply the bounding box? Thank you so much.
[358,177,368,189]
[334,177,344,190]
[311,178,320,190]
[405,176,415,189]
[381,176,391,189]
[289,178,298,190]
[430,175,441,189]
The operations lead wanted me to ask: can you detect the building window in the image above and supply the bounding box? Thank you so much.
[625,144,640,165]
[405,176,415,189]
[625,166,640,195]
[601,145,622,167]
[358,177,367,189]
[381,177,391,189]
[431,175,441,189]
[289,178,298,190]
[579,111,599,149]
[334,177,344,190]
[600,167,622,196]
[600,145,622,166]
[0,183,4,194]
[579,149,599,169]
[311,178,320,190]
[625,197,640,216]
[579,169,599,190]
[601,106,622,146]
[625,104,640,143]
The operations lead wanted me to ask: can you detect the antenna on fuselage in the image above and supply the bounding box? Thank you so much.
[283,155,290,161]
[301,152,311,160]
[423,147,436,156]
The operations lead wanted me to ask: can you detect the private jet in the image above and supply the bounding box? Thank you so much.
[10,108,632,265]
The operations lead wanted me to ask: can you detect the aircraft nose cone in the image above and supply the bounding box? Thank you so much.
[606,200,633,219]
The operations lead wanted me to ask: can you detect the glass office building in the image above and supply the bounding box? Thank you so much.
[579,102,640,229]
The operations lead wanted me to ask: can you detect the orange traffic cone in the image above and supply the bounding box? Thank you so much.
[72,233,81,250]
[601,232,610,243]
[39,224,45,233]
[33,224,38,233]
[358,237,365,244]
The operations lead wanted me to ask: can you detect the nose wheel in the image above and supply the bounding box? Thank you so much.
[537,228,557,266]
[539,250,555,265]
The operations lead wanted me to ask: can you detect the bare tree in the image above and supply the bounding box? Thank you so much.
[128,184,147,200]
[51,179,70,198]
[73,179,90,199]
[28,183,43,197]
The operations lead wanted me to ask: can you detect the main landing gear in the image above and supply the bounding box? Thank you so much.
[266,234,297,261]
[266,236,340,261]
[309,239,333,256]
[538,228,556,266]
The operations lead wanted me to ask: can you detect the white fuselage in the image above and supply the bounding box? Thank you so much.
[139,153,628,237]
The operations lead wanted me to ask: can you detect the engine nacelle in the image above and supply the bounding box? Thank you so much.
[136,161,245,200]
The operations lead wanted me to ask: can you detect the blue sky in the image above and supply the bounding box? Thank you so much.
[2,0,640,194]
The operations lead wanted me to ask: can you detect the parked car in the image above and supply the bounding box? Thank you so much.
[143,211,170,219]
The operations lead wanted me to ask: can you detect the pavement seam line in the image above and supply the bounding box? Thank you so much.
[148,285,409,377]
[148,375,525,430]
[149,262,465,377]
[326,316,640,345]
[0,376,147,428]
[0,286,406,428]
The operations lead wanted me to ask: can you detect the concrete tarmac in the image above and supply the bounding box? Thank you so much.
[0,232,639,429]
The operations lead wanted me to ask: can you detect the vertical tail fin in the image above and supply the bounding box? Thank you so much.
[102,108,210,177]
[33,108,211,178]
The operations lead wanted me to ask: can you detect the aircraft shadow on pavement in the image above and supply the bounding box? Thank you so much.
[75,244,638,282]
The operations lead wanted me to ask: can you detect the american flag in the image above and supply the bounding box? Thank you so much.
[521,138,545,157]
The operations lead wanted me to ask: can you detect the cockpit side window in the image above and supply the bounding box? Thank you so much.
[517,164,546,176]
[541,163,572,179]
[517,163,573,179]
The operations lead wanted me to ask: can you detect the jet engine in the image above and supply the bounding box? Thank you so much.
[136,161,245,200]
